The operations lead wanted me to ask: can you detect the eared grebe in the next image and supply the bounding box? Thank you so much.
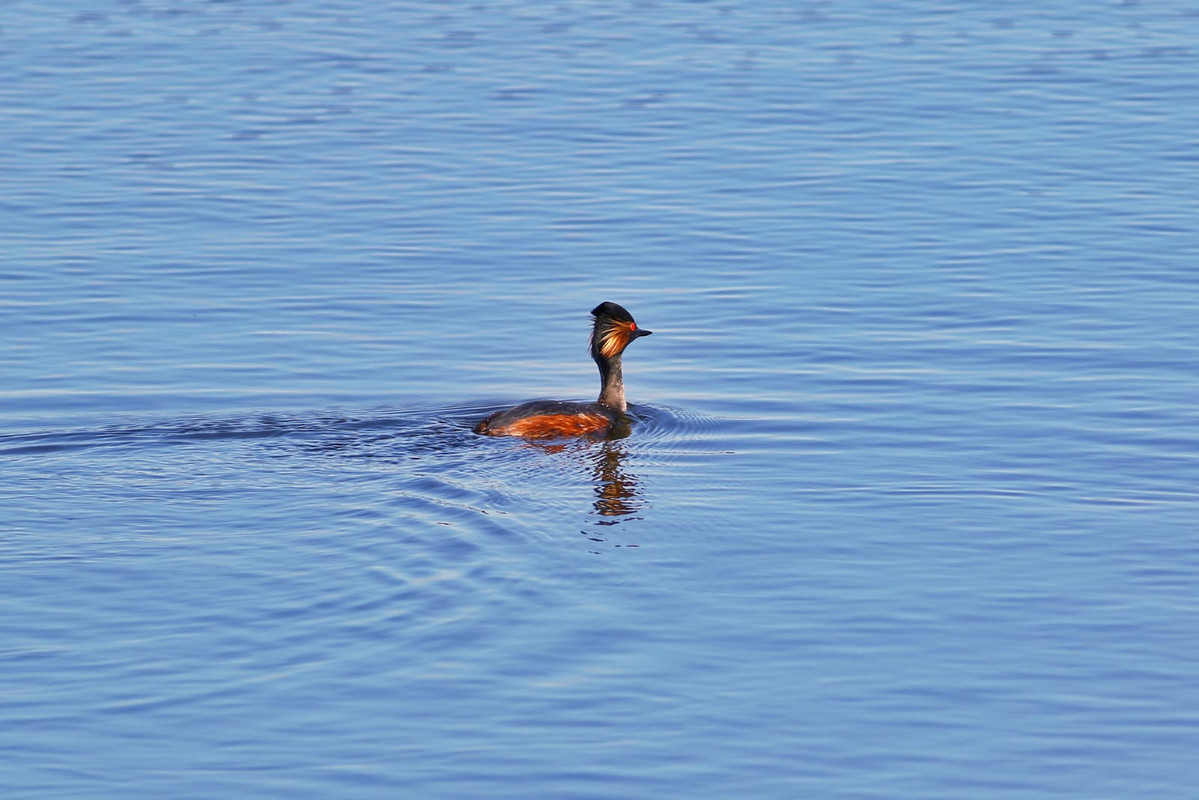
[474,301,652,438]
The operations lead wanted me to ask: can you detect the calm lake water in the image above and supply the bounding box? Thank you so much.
[4,1,1199,797]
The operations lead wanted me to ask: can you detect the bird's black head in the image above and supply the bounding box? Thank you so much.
[589,302,651,361]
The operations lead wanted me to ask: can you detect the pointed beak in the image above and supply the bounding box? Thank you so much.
[634,327,652,338]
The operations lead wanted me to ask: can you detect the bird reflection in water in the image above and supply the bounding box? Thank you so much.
[523,437,646,549]
[589,441,642,522]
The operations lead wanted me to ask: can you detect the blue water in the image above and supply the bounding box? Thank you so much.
[4,2,1199,797]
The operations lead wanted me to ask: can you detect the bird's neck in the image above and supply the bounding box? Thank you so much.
[596,355,626,411]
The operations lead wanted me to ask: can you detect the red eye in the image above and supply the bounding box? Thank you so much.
[629,322,637,331]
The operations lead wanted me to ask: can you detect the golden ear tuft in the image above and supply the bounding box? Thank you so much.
[598,320,633,359]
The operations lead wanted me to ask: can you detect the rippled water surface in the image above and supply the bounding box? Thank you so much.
[4,2,1199,798]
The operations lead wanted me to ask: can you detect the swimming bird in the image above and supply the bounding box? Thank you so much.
[474,302,652,438]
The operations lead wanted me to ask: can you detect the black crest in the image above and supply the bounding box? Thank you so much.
[591,301,634,322]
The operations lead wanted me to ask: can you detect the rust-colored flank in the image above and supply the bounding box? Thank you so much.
[487,412,611,439]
